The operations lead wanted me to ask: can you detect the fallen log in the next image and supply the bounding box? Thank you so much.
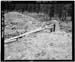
[4,24,54,44]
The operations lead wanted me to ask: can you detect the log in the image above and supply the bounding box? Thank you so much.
[4,24,54,44]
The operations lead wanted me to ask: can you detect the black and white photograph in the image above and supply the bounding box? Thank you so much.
[1,1,73,61]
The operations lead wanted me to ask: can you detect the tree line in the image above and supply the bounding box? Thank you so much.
[3,2,72,21]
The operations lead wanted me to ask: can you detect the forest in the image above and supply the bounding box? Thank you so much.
[3,2,72,21]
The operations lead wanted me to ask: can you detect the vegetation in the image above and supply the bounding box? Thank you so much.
[3,2,72,21]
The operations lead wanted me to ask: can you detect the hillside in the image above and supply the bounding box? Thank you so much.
[4,12,72,60]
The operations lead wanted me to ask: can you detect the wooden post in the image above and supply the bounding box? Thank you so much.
[52,20,60,32]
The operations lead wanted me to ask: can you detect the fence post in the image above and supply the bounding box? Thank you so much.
[52,20,60,32]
